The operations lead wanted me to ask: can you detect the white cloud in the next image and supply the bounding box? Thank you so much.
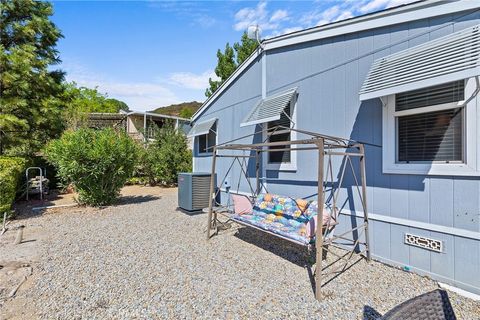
[359,0,417,14]
[233,1,286,32]
[297,0,417,28]
[193,15,217,28]
[62,61,180,111]
[270,9,289,23]
[300,5,341,27]
[335,10,353,22]
[169,70,218,90]
[281,26,303,34]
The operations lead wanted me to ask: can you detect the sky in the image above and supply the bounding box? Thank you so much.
[51,0,417,111]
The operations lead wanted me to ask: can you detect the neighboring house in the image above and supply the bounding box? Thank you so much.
[189,0,480,295]
[123,111,191,142]
[88,111,191,143]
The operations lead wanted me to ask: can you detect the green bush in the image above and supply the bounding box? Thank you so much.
[44,128,139,206]
[0,157,27,215]
[140,124,192,186]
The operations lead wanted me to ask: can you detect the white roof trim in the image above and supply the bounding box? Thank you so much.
[127,111,190,122]
[240,88,297,127]
[187,118,217,137]
[359,24,480,100]
[191,0,479,122]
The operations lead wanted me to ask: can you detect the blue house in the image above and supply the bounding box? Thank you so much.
[188,0,480,295]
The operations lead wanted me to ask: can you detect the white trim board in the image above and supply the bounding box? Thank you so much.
[439,282,480,301]
[191,0,480,122]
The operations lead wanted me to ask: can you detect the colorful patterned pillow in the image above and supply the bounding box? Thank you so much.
[296,198,309,212]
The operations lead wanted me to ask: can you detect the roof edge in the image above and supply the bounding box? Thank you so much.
[192,0,478,122]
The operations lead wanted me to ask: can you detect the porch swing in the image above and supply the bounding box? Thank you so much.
[205,126,370,301]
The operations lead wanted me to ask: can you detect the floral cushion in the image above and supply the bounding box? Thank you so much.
[232,193,337,245]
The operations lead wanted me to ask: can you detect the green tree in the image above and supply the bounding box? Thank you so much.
[179,107,194,119]
[234,32,259,66]
[205,43,236,97]
[44,128,139,206]
[107,98,129,112]
[62,82,129,129]
[140,124,191,186]
[0,0,65,156]
[205,32,259,97]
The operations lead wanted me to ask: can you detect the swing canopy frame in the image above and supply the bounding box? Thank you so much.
[205,126,370,301]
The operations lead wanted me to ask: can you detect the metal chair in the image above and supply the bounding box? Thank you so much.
[381,289,456,320]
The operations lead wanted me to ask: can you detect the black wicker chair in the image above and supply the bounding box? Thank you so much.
[381,289,456,320]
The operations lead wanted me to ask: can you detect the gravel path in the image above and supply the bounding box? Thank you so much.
[3,188,480,319]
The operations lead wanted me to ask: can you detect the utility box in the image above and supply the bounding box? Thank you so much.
[178,172,216,211]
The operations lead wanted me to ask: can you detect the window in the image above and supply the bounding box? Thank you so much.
[198,122,216,154]
[395,81,464,163]
[263,98,297,171]
[383,78,480,176]
[267,103,292,164]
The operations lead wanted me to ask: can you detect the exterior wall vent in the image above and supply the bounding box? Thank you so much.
[404,233,443,253]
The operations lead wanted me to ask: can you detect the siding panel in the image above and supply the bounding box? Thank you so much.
[193,10,480,294]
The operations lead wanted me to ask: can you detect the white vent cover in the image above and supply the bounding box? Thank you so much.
[405,233,443,253]
[360,24,480,101]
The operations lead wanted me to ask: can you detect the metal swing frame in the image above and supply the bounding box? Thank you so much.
[205,126,370,301]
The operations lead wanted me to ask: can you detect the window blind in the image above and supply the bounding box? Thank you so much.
[396,81,465,111]
[397,108,463,162]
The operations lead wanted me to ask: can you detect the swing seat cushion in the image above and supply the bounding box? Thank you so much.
[232,193,334,245]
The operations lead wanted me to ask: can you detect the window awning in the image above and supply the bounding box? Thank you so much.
[359,24,480,101]
[187,118,217,137]
[240,88,297,127]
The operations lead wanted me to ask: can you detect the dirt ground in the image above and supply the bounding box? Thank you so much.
[0,185,173,319]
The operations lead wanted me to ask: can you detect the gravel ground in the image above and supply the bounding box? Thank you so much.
[3,188,480,319]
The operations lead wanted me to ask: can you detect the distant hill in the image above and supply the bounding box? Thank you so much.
[150,101,202,119]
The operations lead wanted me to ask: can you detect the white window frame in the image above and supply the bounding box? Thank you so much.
[262,97,297,172]
[196,123,217,156]
[382,77,479,176]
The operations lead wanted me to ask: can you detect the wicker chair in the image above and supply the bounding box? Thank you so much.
[381,289,456,320]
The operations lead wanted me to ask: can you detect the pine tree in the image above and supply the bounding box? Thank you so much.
[0,0,65,155]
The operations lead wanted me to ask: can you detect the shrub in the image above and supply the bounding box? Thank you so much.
[44,128,139,206]
[140,124,192,186]
[0,157,27,215]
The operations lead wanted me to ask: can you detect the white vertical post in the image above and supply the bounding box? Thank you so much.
[261,50,267,98]
[143,112,147,142]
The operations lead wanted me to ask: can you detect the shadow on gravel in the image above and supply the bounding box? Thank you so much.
[115,195,161,206]
[234,227,308,267]
[235,226,369,298]
[363,305,383,319]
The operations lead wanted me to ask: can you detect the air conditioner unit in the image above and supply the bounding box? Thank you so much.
[178,172,216,212]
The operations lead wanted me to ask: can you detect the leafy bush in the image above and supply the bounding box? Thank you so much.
[0,157,27,215]
[44,128,139,206]
[140,124,192,186]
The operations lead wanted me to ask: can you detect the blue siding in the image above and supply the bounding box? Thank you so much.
[193,10,480,294]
